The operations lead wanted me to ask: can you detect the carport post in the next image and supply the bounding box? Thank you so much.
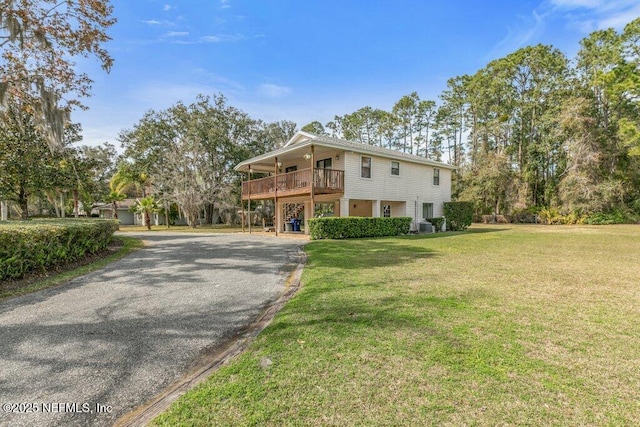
[241,192,245,233]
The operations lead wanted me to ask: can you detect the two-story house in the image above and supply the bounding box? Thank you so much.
[235,131,455,234]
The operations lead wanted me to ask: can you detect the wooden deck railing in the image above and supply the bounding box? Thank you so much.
[242,168,344,199]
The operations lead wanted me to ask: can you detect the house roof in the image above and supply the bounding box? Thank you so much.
[95,198,138,210]
[234,131,456,172]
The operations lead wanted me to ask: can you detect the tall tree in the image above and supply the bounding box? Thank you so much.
[416,99,436,157]
[0,105,55,218]
[0,0,116,146]
[75,143,118,215]
[392,92,420,153]
[301,121,327,135]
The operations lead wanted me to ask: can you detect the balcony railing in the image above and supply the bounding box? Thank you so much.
[242,168,344,199]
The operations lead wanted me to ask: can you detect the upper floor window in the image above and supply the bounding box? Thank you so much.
[316,158,332,169]
[361,156,372,178]
[433,168,440,186]
[391,161,400,176]
[285,165,297,173]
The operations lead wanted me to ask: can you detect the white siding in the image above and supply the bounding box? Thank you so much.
[343,152,452,222]
[279,150,344,172]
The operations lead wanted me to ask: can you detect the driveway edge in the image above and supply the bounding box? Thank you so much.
[114,246,307,427]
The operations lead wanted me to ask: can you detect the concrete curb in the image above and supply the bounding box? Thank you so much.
[114,247,307,427]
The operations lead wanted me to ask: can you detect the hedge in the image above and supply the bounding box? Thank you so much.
[0,219,119,281]
[444,201,474,231]
[308,217,412,240]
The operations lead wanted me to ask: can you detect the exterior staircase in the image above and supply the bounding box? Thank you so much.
[283,203,305,227]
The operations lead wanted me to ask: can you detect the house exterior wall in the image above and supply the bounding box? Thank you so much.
[278,149,345,173]
[349,199,373,216]
[343,152,452,223]
[100,209,135,225]
[117,211,135,225]
[380,200,407,218]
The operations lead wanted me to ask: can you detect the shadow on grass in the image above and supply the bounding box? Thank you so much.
[266,283,480,356]
[405,226,511,239]
[306,227,512,271]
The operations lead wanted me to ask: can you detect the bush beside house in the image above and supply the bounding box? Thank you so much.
[444,202,474,231]
[309,217,412,240]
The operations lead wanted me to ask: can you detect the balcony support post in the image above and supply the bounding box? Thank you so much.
[248,165,252,234]
[310,146,315,221]
[274,157,279,236]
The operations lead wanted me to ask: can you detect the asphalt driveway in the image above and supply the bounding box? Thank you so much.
[0,232,303,427]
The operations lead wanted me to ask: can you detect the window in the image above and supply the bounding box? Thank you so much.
[433,168,440,186]
[285,165,297,173]
[391,161,400,176]
[422,203,434,219]
[383,204,391,217]
[316,158,332,169]
[361,156,371,178]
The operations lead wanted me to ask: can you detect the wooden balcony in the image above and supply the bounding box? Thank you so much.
[242,168,344,200]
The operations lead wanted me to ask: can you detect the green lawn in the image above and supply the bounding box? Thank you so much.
[153,224,640,426]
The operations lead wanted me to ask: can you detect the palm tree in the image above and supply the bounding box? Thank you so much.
[133,195,159,230]
[105,173,128,219]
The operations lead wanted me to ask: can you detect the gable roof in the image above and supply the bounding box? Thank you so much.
[94,198,138,210]
[235,131,456,172]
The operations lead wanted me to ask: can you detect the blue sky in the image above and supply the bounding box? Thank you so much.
[74,0,640,147]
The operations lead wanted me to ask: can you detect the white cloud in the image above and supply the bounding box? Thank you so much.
[545,0,639,31]
[597,3,640,29]
[484,10,547,61]
[258,83,292,99]
[163,4,174,12]
[201,33,246,43]
[549,0,604,8]
[486,0,637,60]
[142,19,161,25]
[220,0,231,9]
[166,31,188,37]
[201,35,221,43]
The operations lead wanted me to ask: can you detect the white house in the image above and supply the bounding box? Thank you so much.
[235,131,455,234]
[96,199,139,225]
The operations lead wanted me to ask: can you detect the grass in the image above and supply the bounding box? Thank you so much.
[0,236,143,301]
[118,224,243,233]
[153,224,640,426]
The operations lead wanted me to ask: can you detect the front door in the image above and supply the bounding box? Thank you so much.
[315,158,332,188]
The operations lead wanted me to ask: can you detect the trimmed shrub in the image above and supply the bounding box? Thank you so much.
[444,202,473,231]
[425,217,445,232]
[309,217,412,240]
[0,219,119,281]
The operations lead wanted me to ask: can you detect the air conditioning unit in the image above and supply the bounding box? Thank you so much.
[418,221,433,233]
